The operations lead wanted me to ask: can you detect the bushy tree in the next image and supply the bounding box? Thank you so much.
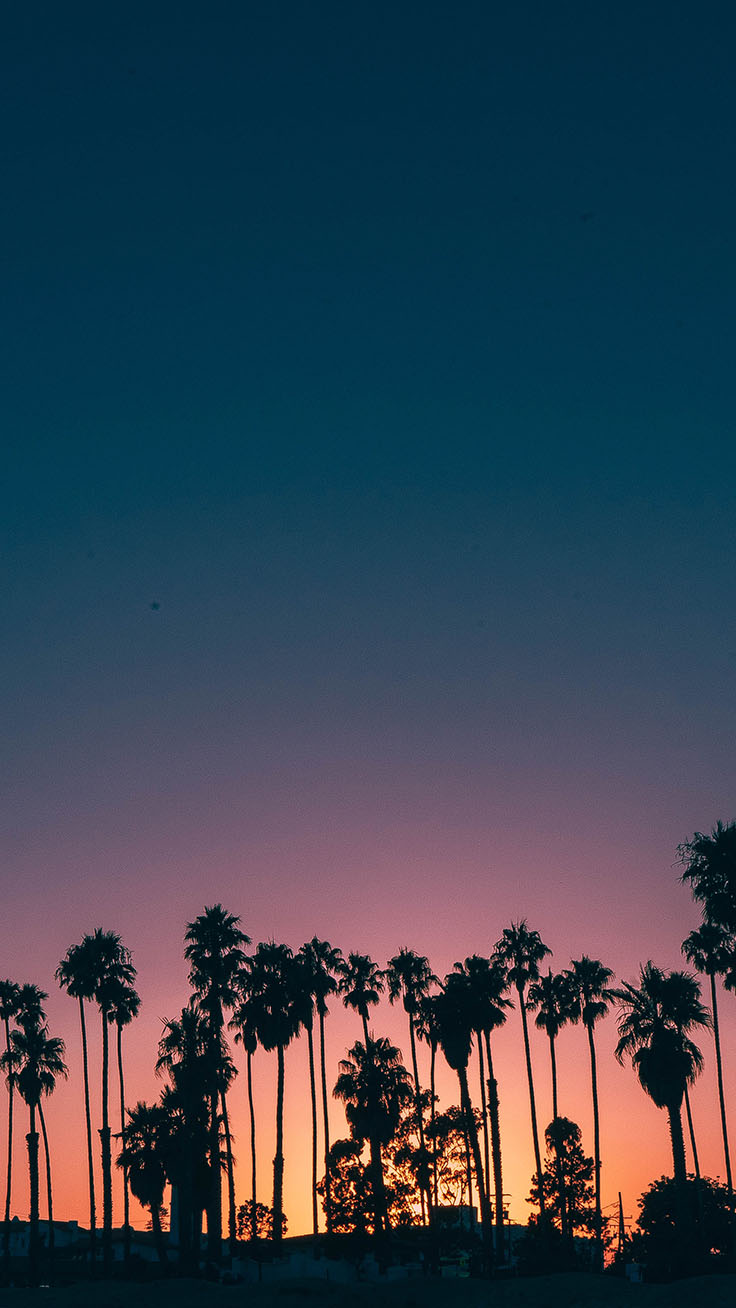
[633,1175,736,1279]
[528,1118,596,1239]
[236,1200,287,1241]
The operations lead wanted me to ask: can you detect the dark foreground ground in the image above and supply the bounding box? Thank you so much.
[0,1275,734,1308]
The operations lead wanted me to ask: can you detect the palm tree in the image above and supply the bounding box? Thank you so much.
[299,938,343,1235]
[433,972,494,1266]
[107,977,141,1266]
[615,962,709,1249]
[245,942,307,1243]
[184,905,249,1259]
[56,938,100,1267]
[87,929,136,1274]
[565,956,615,1266]
[415,993,441,1212]
[2,997,66,1285]
[678,820,736,933]
[527,970,574,1122]
[117,1102,169,1266]
[494,921,551,1216]
[338,953,385,1046]
[458,955,512,1258]
[156,1005,212,1271]
[229,983,259,1242]
[0,980,20,1280]
[386,948,435,1224]
[334,1036,413,1239]
[682,921,735,1193]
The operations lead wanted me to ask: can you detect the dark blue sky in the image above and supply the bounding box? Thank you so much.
[3,1,735,925]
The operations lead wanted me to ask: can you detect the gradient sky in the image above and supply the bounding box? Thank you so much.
[3,1,736,1237]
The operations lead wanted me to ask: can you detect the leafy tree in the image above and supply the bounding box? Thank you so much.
[334,1036,412,1239]
[185,905,249,1258]
[634,1175,736,1278]
[566,955,615,1263]
[318,1139,372,1236]
[0,980,20,1281]
[236,1200,287,1241]
[528,1117,596,1242]
[116,1102,169,1266]
[494,921,551,1216]
[682,921,735,1194]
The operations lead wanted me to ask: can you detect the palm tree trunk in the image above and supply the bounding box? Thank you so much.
[272,1043,285,1243]
[361,1013,370,1046]
[586,1024,602,1266]
[100,1011,113,1274]
[306,1020,319,1235]
[116,1022,131,1269]
[26,1108,40,1287]
[430,1043,438,1211]
[150,1202,169,1267]
[476,1031,490,1208]
[78,998,96,1270]
[457,1065,493,1269]
[369,1135,389,1239]
[408,1016,428,1225]
[683,1084,700,1178]
[549,1032,559,1121]
[221,1091,237,1254]
[710,972,733,1193]
[2,1016,13,1281]
[247,1050,257,1242]
[483,1032,505,1263]
[667,1100,691,1265]
[318,1010,333,1235]
[206,1034,222,1263]
[38,1102,54,1283]
[518,986,545,1215]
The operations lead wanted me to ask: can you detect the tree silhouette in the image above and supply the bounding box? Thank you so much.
[528,1117,596,1242]
[107,975,140,1267]
[615,962,709,1257]
[184,905,249,1259]
[156,1005,213,1272]
[338,953,385,1045]
[56,938,100,1268]
[299,938,343,1235]
[415,992,441,1212]
[494,921,551,1216]
[528,969,574,1122]
[566,955,615,1265]
[0,980,20,1281]
[682,921,735,1194]
[679,820,736,932]
[116,1101,169,1266]
[386,948,435,1224]
[229,981,260,1241]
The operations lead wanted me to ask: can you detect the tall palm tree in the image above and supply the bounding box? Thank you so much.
[494,921,551,1216]
[0,980,20,1281]
[565,956,615,1267]
[87,929,136,1274]
[678,820,736,933]
[415,993,441,1212]
[299,938,343,1236]
[117,1102,169,1266]
[458,955,512,1258]
[433,971,494,1267]
[184,905,249,1259]
[56,938,100,1267]
[527,970,574,1122]
[107,977,141,1266]
[338,953,385,1046]
[245,942,307,1243]
[386,948,435,1224]
[682,921,735,1193]
[334,1036,413,1240]
[615,962,709,1248]
[2,997,66,1286]
[229,984,259,1242]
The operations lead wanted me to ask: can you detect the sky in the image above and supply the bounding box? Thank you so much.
[2,0,736,1238]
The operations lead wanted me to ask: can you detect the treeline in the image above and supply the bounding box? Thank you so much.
[2,819,736,1284]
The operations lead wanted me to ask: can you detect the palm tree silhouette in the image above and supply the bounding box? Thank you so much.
[527,969,574,1122]
[156,1005,212,1271]
[56,938,100,1267]
[229,982,260,1242]
[338,953,385,1045]
[434,971,494,1266]
[679,820,736,932]
[615,962,709,1249]
[107,976,140,1266]
[245,941,306,1243]
[0,979,20,1280]
[494,920,551,1216]
[386,948,435,1225]
[116,1102,169,1266]
[415,993,441,1212]
[457,954,512,1258]
[299,938,343,1235]
[566,955,615,1264]
[184,905,249,1259]
[334,1036,412,1239]
[2,990,66,1285]
[682,921,735,1193]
